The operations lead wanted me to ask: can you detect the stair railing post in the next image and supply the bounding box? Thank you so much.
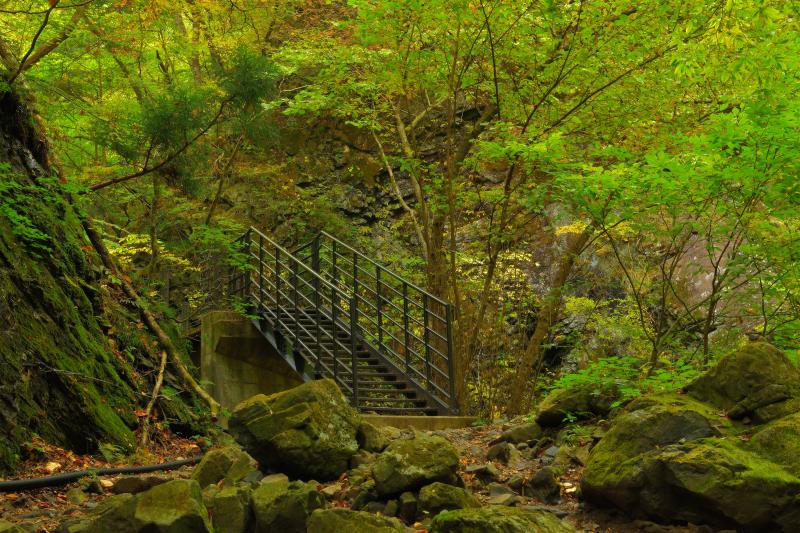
[332,285,338,382]
[376,265,383,353]
[312,235,322,377]
[292,259,299,346]
[258,234,264,313]
[423,293,432,391]
[445,303,457,414]
[244,232,252,311]
[350,296,359,409]
[275,246,281,327]
[402,282,410,375]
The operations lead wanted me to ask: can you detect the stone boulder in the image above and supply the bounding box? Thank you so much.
[372,432,460,496]
[229,379,361,480]
[191,445,258,488]
[207,485,253,533]
[79,480,212,533]
[305,508,405,532]
[251,479,326,533]
[685,342,800,422]
[418,482,480,517]
[429,507,577,533]
[582,345,800,531]
[536,382,620,427]
[497,422,542,444]
[749,411,800,476]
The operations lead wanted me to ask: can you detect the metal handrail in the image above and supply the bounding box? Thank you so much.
[228,227,457,414]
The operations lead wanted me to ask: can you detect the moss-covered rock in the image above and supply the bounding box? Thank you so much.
[251,479,326,533]
[749,412,800,477]
[229,379,361,480]
[208,484,253,533]
[418,482,480,517]
[429,507,577,533]
[0,521,29,533]
[356,420,388,452]
[305,508,406,532]
[191,444,258,488]
[372,432,460,496]
[582,350,800,532]
[498,422,542,444]
[535,382,619,427]
[685,342,800,421]
[80,480,212,533]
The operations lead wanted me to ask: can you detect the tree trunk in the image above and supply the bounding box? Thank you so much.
[507,228,592,414]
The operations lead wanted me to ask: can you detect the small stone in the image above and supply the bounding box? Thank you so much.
[499,422,542,445]
[398,491,417,522]
[66,488,86,505]
[241,470,264,487]
[351,479,378,510]
[507,476,524,491]
[465,463,500,483]
[487,442,523,467]
[363,501,386,514]
[261,473,289,485]
[111,476,168,495]
[321,482,343,499]
[526,467,560,504]
[384,499,399,517]
[487,483,514,497]
[487,493,516,506]
[357,421,389,453]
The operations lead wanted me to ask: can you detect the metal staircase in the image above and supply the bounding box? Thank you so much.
[227,227,458,415]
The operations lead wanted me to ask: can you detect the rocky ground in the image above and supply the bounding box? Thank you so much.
[2,342,799,532]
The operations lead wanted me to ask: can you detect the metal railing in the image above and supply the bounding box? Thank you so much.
[228,227,457,414]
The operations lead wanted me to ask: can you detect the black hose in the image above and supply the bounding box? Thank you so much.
[0,456,203,492]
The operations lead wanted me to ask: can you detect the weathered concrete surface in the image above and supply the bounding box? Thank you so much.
[200,311,302,420]
[363,415,477,431]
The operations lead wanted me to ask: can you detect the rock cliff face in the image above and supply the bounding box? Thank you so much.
[0,86,198,472]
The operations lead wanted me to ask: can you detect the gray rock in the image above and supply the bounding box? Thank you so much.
[418,482,480,517]
[499,422,542,445]
[208,485,252,533]
[430,507,577,532]
[398,492,417,522]
[527,467,560,504]
[111,475,169,495]
[251,480,325,533]
[306,508,406,532]
[229,379,361,480]
[191,445,258,488]
[465,463,500,483]
[372,433,460,496]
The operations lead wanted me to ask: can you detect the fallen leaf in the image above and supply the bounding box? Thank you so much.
[44,462,62,474]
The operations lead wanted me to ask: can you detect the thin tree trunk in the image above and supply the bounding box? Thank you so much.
[83,219,221,419]
[507,228,592,414]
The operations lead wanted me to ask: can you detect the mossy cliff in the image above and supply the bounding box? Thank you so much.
[0,86,201,472]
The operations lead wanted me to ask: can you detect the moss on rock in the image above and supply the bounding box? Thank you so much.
[306,508,405,532]
[372,432,460,496]
[429,507,577,533]
[229,379,360,480]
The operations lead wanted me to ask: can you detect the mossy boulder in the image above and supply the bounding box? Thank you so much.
[749,412,800,477]
[0,521,29,533]
[685,342,800,422]
[582,347,800,532]
[305,508,406,532]
[192,445,258,488]
[429,507,577,533]
[535,382,620,427]
[418,482,480,517]
[251,479,326,533]
[356,420,388,452]
[372,432,460,496]
[207,484,253,533]
[229,379,361,480]
[497,422,542,444]
[80,480,212,533]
